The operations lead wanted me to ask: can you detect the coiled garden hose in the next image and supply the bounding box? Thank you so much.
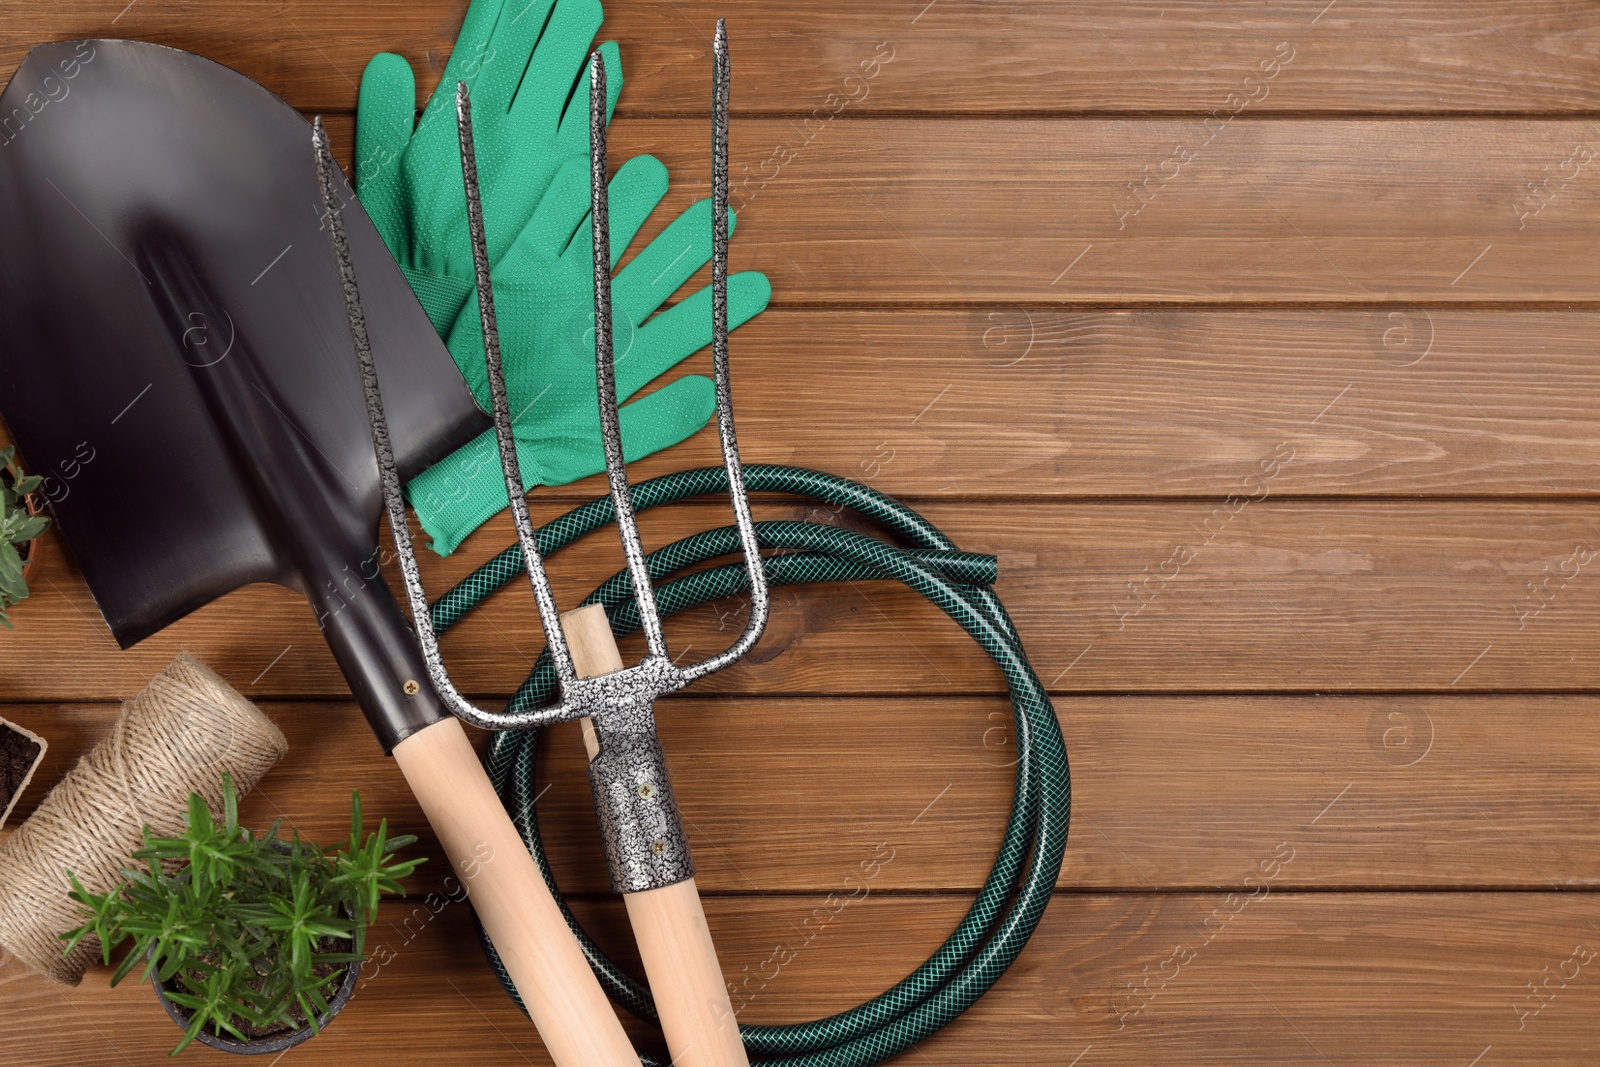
[429,465,1070,1066]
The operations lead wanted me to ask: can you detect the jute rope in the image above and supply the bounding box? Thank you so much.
[0,653,287,985]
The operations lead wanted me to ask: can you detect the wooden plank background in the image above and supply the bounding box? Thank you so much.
[3,2,1600,1064]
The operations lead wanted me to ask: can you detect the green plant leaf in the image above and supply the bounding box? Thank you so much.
[186,791,213,841]
[0,541,26,601]
[349,789,363,853]
[9,513,46,542]
[313,952,365,966]
[170,1003,212,1056]
[382,833,419,854]
[109,937,151,987]
[297,990,320,1036]
[60,867,130,965]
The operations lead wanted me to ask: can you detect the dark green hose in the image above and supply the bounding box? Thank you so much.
[430,465,1070,1066]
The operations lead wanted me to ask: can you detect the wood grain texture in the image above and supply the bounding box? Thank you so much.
[9,2,1600,114]
[319,114,1600,304]
[589,307,1600,498]
[3,694,1597,893]
[4,892,1597,1066]
[319,113,1600,305]
[5,500,1600,697]
[12,307,1600,502]
[611,116,1600,305]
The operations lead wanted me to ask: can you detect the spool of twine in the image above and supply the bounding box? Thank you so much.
[0,653,287,985]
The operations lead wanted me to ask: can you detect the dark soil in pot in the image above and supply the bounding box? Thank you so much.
[0,717,46,829]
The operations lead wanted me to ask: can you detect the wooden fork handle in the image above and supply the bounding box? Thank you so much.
[563,604,750,1067]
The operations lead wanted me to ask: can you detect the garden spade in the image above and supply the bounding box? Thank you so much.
[0,40,641,1066]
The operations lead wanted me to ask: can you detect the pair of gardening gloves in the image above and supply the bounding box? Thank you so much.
[356,0,769,555]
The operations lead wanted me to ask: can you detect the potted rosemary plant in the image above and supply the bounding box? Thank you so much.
[63,774,423,1055]
[0,446,49,628]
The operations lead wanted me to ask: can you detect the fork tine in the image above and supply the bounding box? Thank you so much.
[457,83,581,686]
[681,19,770,684]
[312,119,431,643]
[316,114,575,730]
[588,52,671,663]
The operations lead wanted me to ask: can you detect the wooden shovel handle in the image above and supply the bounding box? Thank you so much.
[563,604,750,1067]
[392,716,641,1067]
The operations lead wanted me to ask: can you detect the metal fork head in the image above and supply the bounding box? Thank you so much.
[322,24,765,734]
[335,23,766,738]
[567,18,768,699]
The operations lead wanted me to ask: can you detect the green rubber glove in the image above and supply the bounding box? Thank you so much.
[355,0,622,334]
[405,154,772,555]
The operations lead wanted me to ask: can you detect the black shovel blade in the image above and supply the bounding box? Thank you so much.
[0,40,489,649]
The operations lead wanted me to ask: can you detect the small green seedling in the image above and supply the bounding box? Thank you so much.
[62,774,423,1055]
[0,446,48,628]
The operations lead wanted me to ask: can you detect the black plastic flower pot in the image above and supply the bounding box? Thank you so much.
[152,948,361,1056]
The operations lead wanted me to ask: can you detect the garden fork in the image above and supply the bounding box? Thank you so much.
[323,20,763,1067]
